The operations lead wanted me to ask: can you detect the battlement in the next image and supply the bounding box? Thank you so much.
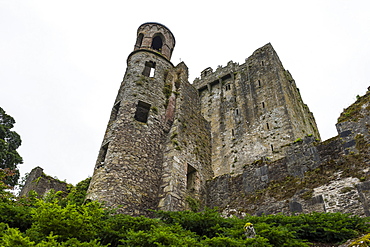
[193,60,239,91]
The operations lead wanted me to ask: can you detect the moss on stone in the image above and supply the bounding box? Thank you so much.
[338,91,370,123]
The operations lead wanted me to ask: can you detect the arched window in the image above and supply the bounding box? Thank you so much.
[135,33,144,48]
[151,35,163,52]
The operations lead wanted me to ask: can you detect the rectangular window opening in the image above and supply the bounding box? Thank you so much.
[97,142,109,168]
[186,164,198,192]
[142,61,156,77]
[235,109,239,115]
[232,129,235,136]
[262,102,265,108]
[258,80,261,87]
[134,101,151,123]
[266,122,270,130]
[271,144,274,151]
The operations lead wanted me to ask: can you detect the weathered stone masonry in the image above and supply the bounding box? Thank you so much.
[84,22,369,217]
[86,23,213,216]
[19,166,68,197]
[206,91,370,217]
[193,43,320,177]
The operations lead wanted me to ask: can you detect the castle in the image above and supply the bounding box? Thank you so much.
[19,22,370,217]
[85,22,323,216]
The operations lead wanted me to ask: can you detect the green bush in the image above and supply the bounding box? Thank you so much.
[200,236,272,247]
[244,212,369,244]
[27,199,105,242]
[1,176,369,246]
[64,177,91,206]
[156,208,232,238]
[120,224,199,246]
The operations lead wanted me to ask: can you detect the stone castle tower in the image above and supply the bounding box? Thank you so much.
[86,23,213,216]
[193,44,320,176]
[87,23,320,215]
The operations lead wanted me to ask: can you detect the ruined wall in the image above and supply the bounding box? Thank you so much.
[19,167,68,197]
[158,62,213,211]
[193,43,320,177]
[205,90,370,217]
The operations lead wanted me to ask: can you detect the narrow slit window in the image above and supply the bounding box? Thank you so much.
[111,102,120,121]
[142,61,156,77]
[235,109,239,115]
[232,129,235,136]
[262,102,265,108]
[134,101,151,123]
[97,142,109,168]
[135,33,144,48]
[261,61,264,66]
[258,80,261,87]
[271,144,274,151]
[186,164,198,192]
[266,122,270,130]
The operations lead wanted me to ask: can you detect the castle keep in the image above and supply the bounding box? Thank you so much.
[86,22,321,216]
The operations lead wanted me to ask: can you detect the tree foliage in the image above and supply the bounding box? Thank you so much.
[0,107,22,186]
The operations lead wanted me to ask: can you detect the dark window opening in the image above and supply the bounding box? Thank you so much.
[221,73,232,81]
[135,33,144,48]
[134,101,151,123]
[151,35,163,51]
[187,164,198,192]
[258,80,261,87]
[111,102,120,121]
[266,122,270,130]
[97,142,109,168]
[225,84,231,91]
[271,144,274,151]
[232,129,235,136]
[262,61,265,66]
[142,61,156,77]
[262,102,265,108]
[235,109,239,115]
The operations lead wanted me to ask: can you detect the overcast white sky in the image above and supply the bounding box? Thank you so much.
[1,1,369,185]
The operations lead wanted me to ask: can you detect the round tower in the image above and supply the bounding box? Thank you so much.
[86,23,176,216]
[134,22,175,60]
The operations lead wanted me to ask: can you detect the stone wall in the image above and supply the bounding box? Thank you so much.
[158,62,213,211]
[86,49,176,216]
[194,43,320,177]
[205,90,370,217]
[87,23,213,215]
[19,167,68,197]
